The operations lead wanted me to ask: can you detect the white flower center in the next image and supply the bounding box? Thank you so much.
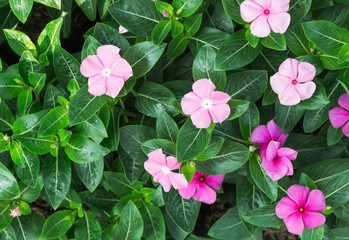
[102,68,111,76]
[162,166,170,174]
[202,99,212,109]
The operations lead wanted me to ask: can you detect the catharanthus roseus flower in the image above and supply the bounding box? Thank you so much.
[181,79,231,128]
[178,171,225,204]
[261,141,297,181]
[9,207,21,218]
[240,0,291,37]
[270,58,316,106]
[276,185,326,235]
[329,93,349,137]
[118,25,128,34]
[163,11,169,17]
[144,149,188,192]
[80,45,133,98]
[251,120,288,159]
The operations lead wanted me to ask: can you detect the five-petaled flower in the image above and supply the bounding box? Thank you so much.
[276,185,326,235]
[240,0,291,37]
[119,25,128,34]
[181,79,231,129]
[9,207,21,218]
[144,149,188,192]
[270,58,316,106]
[261,140,297,181]
[178,171,225,204]
[329,93,349,137]
[80,45,133,98]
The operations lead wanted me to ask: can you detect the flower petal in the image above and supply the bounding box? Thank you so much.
[267,12,291,34]
[240,0,264,22]
[166,156,181,170]
[279,85,301,106]
[181,92,203,115]
[192,79,216,99]
[81,55,104,77]
[250,14,271,38]
[304,190,326,212]
[302,212,326,230]
[287,185,309,207]
[97,45,121,68]
[278,156,294,176]
[254,0,271,9]
[284,212,304,235]
[338,93,349,111]
[278,133,289,147]
[275,197,299,219]
[266,140,280,161]
[209,103,230,124]
[105,75,124,98]
[210,91,231,104]
[191,108,212,128]
[178,181,198,199]
[194,182,217,204]
[205,174,225,190]
[119,25,128,34]
[251,125,271,144]
[261,160,288,181]
[297,62,316,83]
[267,120,282,141]
[329,107,349,128]
[269,0,290,13]
[168,172,188,190]
[342,121,349,137]
[156,173,172,192]
[270,72,292,95]
[110,58,133,81]
[278,148,298,160]
[279,58,299,80]
[295,82,316,100]
[88,74,106,96]
[147,149,166,165]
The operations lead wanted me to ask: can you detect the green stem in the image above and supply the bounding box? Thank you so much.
[130,89,138,98]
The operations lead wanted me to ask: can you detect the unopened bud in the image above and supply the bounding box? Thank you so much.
[249,145,256,152]
[50,144,56,149]
[3,135,9,141]
[190,161,195,167]
[163,11,169,17]
[176,8,182,15]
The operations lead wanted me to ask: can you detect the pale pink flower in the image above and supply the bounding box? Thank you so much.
[329,93,349,137]
[270,58,316,106]
[9,207,21,218]
[80,45,133,98]
[261,141,297,181]
[250,120,288,159]
[178,171,225,204]
[144,149,188,192]
[240,0,291,37]
[163,11,169,17]
[118,25,128,34]
[181,79,231,128]
[276,185,326,235]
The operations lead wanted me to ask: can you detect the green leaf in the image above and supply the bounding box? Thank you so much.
[75,158,103,193]
[204,0,234,34]
[298,81,330,110]
[3,29,36,56]
[81,35,101,61]
[34,0,61,9]
[193,44,226,91]
[245,28,259,48]
[0,225,16,239]
[101,107,121,151]
[226,99,250,121]
[42,149,71,210]
[76,114,108,139]
[140,202,166,240]
[142,139,176,156]
[40,210,76,240]
[319,171,349,207]
[68,85,110,126]
[75,0,97,21]
[221,0,245,25]
[0,101,15,131]
[14,133,57,155]
[43,85,62,109]
[215,29,262,70]
[196,136,225,161]
[176,119,211,163]
[18,50,44,83]
[9,0,33,23]
[123,41,166,79]
[156,111,178,142]
[115,201,144,240]
[14,148,39,187]
[249,154,278,201]
[173,0,203,17]
[135,81,178,118]
[333,202,349,222]
[20,177,43,203]
[167,35,188,59]
[65,134,110,163]
[296,55,323,76]
[75,211,102,240]
[119,148,144,183]
[163,188,201,232]
[300,226,324,240]
[108,0,164,37]
[39,107,69,137]
[275,101,305,133]
[28,72,46,95]
[10,140,25,167]
[299,173,317,190]
[18,200,31,215]
[119,125,157,163]
[0,202,13,231]
[260,32,286,51]
[243,204,284,228]
[0,73,26,99]
[183,14,202,37]
[12,215,39,239]
[0,5,18,45]
[152,20,171,45]
[288,0,312,26]
[37,17,63,60]
[239,100,260,141]
[196,140,249,175]
[0,162,20,200]
[104,172,142,197]
[171,19,184,38]
[327,125,343,146]
[338,43,349,64]
[284,24,313,55]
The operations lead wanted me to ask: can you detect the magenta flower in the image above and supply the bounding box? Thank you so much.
[240,0,291,37]
[181,79,231,128]
[144,149,188,192]
[261,141,297,181]
[118,25,128,34]
[178,171,225,204]
[276,185,326,235]
[80,45,133,98]
[250,120,288,159]
[9,207,21,218]
[329,93,349,137]
[270,58,316,106]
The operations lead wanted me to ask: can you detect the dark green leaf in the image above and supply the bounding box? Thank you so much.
[12,215,39,239]
[173,0,203,17]
[142,139,176,156]
[3,29,36,56]
[239,100,259,141]
[275,102,305,133]
[196,136,225,161]
[288,0,312,26]
[0,73,25,99]
[75,211,102,240]
[243,204,284,228]
[152,20,171,45]
[37,17,63,59]
[260,32,286,51]
[39,107,69,137]
[221,0,245,25]
[14,148,39,187]
[184,14,202,37]
[40,210,76,239]
[167,35,188,59]
[0,162,20,200]
[75,158,103,192]
[140,202,165,240]
[104,172,142,197]
[156,111,178,142]
[101,107,121,151]
[75,0,97,21]
[119,148,144,184]
[76,114,108,139]
[300,226,324,240]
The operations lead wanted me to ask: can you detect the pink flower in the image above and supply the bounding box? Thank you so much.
[240,0,291,37]
[261,141,297,181]
[80,45,133,98]
[118,25,128,34]
[276,185,326,235]
[163,11,169,17]
[329,93,349,137]
[181,79,231,128]
[250,120,288,159]
[144,149,188,192]
[178,171,225,204]
[9,207,21,218]
[270,58,316,106]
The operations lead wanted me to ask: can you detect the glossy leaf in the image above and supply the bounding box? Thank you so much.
[40,210,76,239]
[75,158,103,193]
[0,162,20,200]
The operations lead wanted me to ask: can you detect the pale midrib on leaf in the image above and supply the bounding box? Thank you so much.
[41,111,67,135]
[114,8,159,24]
